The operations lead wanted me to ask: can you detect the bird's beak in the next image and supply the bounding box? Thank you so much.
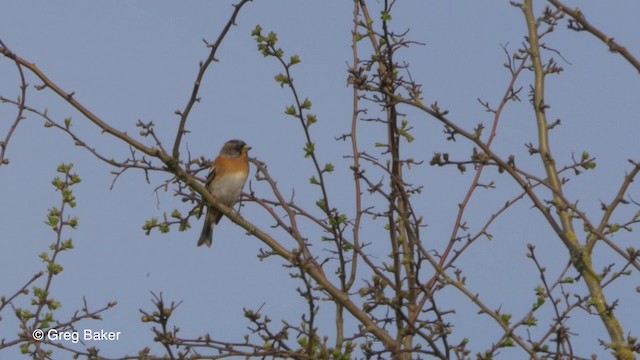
[244,145,252,152]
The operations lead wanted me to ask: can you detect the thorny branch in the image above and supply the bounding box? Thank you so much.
[0,40,27,167]
[547,0,640,73]
[171,0,253,160]
[1,1,638,359]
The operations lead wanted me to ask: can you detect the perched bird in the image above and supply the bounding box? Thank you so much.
[197,139,251,247]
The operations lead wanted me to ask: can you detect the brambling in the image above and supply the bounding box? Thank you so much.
[197,139,251,247]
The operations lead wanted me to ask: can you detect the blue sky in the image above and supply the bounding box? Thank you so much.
[1,1,639,358]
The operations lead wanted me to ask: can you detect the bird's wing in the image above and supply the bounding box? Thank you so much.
[204,162,217,189]
[197,163,217,219]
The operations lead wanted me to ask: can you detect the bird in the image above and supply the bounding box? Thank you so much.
[197,139,251,247]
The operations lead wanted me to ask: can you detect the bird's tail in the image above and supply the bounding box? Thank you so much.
[197,211,214,247]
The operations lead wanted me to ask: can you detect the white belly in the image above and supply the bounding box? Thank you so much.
[211,171,248,205]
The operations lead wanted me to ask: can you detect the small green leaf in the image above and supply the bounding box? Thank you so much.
[62,239,74,250]
[33,286,47,302]
[178,220,191,232]
[323,163,334,173]
[502,337,515,347]
[304,142,315,158]
[274,73,290,87]
[70,173,81,184]
[285,105,297,116]
[46,214,60,228]
[48,299,61,310]
[609,223,621,233]
[581,151,590,161]
[524,315,537,327]
[267,32,278,46]
[251,25,262,37]
[306,114,317,126]
[500,313,512,326]
[47,263,63,275]
[159,223,170,233]
[329,214,347,227]
[533,296,545,309]
[68,217,79,228]
[143,218,158,234]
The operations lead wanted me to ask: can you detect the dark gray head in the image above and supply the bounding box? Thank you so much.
[219,139,250,157]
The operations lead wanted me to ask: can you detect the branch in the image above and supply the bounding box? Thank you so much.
[182,165,400,351]
[547,0,640,73]
[589,160,640,252]
[171,0,253,159]
[0,39,27,167]
[522,1,632,358]
[0,47,158,160]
